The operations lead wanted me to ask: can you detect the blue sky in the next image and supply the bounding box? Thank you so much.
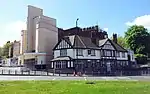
[0,0,150,46]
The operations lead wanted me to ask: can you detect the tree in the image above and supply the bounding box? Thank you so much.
[0,47,2,58]
[135,54,148,64]
[1,41,12,58]
[117,36,127,48]
[125,25,150,55]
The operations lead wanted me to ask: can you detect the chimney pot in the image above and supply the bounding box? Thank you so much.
[113,33,117,43]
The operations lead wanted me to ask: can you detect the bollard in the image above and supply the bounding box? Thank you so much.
[67,73,68,76]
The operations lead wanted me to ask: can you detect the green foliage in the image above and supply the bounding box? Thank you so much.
[135,54,147,58]
[0,41,12,58]
[117,36,127,48]
[125,25,150,55]
[135,54,147,64]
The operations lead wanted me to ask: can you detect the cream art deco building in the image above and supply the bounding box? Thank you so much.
[19,5,58,70]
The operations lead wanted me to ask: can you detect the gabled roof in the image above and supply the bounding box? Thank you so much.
[110,40,127,52]
[57,35,99,49]
[53,37,73,50]
[71,35,99,49]
[98,38,127,52]
[98,38,108,47]
[54,35,127,51]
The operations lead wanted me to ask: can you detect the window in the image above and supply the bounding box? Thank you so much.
[55,61,67,69]
[61,61,67,68]
[88,50,91,55]
[60,49,67,56]
[117,52,120,57]
[88,49,95,56]
[105,44,111,48]
[104,50,111,56]
[56,62,61,68]
[91,50,95,56]
[77,49,83,56]
[122,52,125,58]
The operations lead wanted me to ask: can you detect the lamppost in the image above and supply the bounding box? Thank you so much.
[76,18,79,57]
[76,18,79,27]
[76,18,79,75]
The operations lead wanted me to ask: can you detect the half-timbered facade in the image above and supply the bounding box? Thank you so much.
[51,35,133,74]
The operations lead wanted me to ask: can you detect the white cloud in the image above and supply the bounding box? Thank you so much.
[126,15,150,29]
[0,21,26,46]
[103,28,108,31]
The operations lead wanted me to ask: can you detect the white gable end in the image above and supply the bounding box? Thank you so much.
[102,41,115,50]
[55,40,71,49]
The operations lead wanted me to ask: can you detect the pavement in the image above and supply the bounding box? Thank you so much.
[0,75,150,81]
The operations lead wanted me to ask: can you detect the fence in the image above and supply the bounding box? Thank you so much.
[0,69,75,76]
[0,69,150,76]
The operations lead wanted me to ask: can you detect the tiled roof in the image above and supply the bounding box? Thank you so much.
[98,38,108,47]
[98,38,127,52]
[62,35,127,52]
[64,35,99,49]
[110,40,127,52]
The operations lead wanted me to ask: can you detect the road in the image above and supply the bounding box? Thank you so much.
[0,75,150,81]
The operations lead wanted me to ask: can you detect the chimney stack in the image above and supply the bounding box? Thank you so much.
[113,33,117,43]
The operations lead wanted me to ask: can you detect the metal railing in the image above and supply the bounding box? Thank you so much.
[0,69,150,76]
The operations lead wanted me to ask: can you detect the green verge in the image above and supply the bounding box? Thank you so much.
[0,81,150,94]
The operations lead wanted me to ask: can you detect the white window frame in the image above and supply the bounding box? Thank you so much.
[51,62,53,68]
[117,52,120,57]
[77,49,83,56]
[60,49,67,56]
[122,52,125,58]
[67,61,70,67]
[71,61,73,67]
[91,50,96,56]
[104,50,111,56]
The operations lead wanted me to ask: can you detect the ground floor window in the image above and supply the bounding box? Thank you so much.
[52,61,73,69]
[55,61,67,69]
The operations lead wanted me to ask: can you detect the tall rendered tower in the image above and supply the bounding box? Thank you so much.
[24,5,58,61]
[26,5,43,52]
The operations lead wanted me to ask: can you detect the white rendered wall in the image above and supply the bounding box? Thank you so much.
[26,5,43,52]
[54,50,60,58]
[117,52,128,60]
[37,16,58,61]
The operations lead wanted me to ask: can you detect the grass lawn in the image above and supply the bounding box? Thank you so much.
[0,81,150,94]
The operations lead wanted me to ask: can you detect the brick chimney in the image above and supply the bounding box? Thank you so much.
[113,33,117,43]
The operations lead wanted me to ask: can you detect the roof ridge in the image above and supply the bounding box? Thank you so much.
[77,35,86,48]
